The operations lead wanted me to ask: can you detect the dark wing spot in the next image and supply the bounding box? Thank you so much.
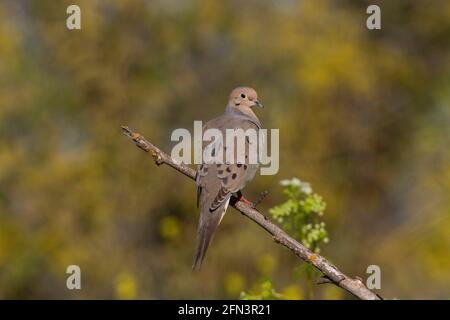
[243,165,247,170]
[226,167,231,172]
[232,173,237,179]
[237,164,242,168]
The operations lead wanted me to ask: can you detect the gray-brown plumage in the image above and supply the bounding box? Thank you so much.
[193,87,263,271]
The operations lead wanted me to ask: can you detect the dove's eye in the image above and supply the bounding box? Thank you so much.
[240,93,246,99]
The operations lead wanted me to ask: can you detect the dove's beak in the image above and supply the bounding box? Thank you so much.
[252,100,263,108]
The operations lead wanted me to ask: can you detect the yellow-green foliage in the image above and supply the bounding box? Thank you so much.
[270,178,328,253]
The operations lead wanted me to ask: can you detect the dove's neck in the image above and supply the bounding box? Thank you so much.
[225,105,261,128]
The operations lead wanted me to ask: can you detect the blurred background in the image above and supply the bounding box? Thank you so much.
[0,0,449,299]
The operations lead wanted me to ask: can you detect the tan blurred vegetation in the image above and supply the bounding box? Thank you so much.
[0,0,449,299]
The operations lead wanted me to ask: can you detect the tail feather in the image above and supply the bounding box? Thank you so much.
[192,225,213,271]
[192,198,230,271]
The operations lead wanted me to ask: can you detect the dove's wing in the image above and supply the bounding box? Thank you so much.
[193,116,260,270]
[209,119,260,211]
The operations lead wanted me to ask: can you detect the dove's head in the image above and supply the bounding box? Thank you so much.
[228,87,263,110]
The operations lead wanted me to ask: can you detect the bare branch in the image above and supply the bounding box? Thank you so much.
[121,125,382,300]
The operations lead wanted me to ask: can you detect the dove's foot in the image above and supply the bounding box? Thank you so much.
[235,190,270,210]
[234,191,270,220]
[236,191,256,208]
[237,192,255,207]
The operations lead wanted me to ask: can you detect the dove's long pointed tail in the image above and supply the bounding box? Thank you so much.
[192,199,229,271]
[192,224,214,271]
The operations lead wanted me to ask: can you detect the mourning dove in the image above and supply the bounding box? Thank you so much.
[193,87,264,271]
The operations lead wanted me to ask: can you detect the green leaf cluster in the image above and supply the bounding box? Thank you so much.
[270,178,328,253]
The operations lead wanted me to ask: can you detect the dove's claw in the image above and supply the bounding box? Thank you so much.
[236,191,255,207]
[239,195,254,207]
[236,190,270,210]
